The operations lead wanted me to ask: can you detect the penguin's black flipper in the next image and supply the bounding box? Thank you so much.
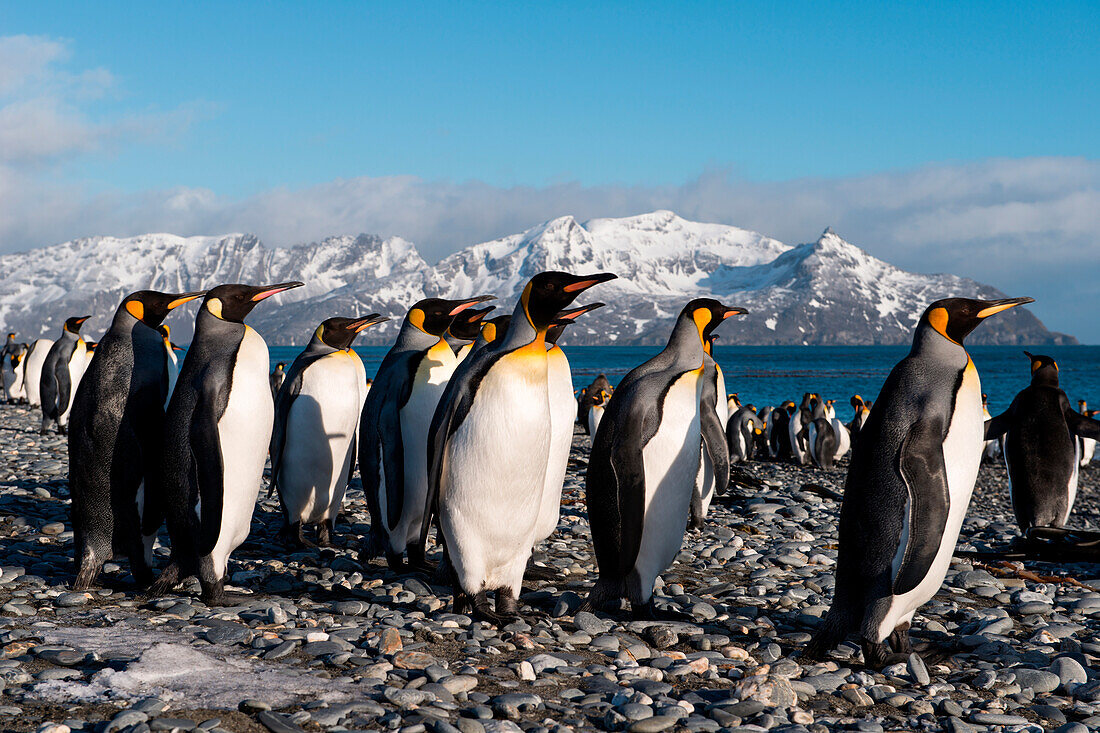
[269,357,309,498]
[984,408,1012,441]
[893,416,950,596]
[587,396,659,589]
[700,400,730,494]
[421,347,507,549]
[1065,406,1100,441]
[192,377,227,557]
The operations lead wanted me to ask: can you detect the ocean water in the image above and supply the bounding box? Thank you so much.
[268,344,1100,417]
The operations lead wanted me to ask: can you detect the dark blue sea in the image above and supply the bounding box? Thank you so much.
[268,344,1100,417]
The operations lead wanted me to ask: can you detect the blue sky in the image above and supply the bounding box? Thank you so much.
[1,2,1099,337]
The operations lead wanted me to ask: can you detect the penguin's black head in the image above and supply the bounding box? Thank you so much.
[1079,399,1088,411]
[203,282,305,323]
[1024,351,1060,385]
[316,314,389,350]
[520,272,617,331]
[447,306,495,341]
[919,296,1034,345]
[123,290,207,328]
[85,341,98,351]
[850,395,863,408]
[682,298,748,343]
[157,325,171,341]
[729,393,741,407]
[64,316,91,333]
[5,333,12,340]
[481,314,511,345]
[547,302,605,345]
[407,296,496,337]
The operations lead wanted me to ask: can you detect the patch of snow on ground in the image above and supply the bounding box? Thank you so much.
[33,627,354,709]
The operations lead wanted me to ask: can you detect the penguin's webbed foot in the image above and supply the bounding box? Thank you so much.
[200,577,228,607]
[72,559,103,592]
[860,638,910,669]
[316,520,338,548]
[469,590,514,626]
[407,543,436,575]
[385,552,409,573]
[145,562,181,599]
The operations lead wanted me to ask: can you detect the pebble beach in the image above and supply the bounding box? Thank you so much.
[2,403,1100,733]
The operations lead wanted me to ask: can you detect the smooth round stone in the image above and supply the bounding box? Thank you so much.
[1050,656,1088,688]
[205,625,251,646]
[40,523,65,535]
[968,712,1029,725]
[618,703,653,721]
[54,593,89,608]
[35,648,84,666]
[1010,668,1060,694]
[628,717,677,733]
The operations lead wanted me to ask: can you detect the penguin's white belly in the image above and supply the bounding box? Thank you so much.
[789,415,806,462]
[714,367,728,427]
[588,405,604,437]
[807,421,820,463]
[535,351,574,543]
[635,369,702,601]
[1080,437,1095,467]
[441,347,550,595]
[831,419,851,459]
[695,441,716,519]
[879,366,983,640]
[24,340,51,406]
[280,356,362,524]
[387,345,455,550]
[60,342,88,425]
[165,349,179,410]
[13,360,25,399]
[210,329,273,577]
[1065,441,1080,525]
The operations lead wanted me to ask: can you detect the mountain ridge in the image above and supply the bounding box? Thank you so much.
[0,212,1074,346]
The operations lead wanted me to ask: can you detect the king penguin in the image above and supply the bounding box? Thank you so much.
[158,325,183,409]
[24,338,54,408]
[2,347,26,403]
[269,362,286,398]
[806,296,1032,667]
[271,315,387,547]
[726,405,760,464]
[788,393,816,465]
[587,389,609,437]
[359,295,495,571]
[806,399,839,470]
[149,281,303,604]
[981,394,1001,463]
[985,353,1100,532]
[689,339,732,529]
[67,290,205,590]
[426,271,616,622]
[532,302,605,559]
[585,299,747,617]
[579,374,613,434]
[446,306,495,362]
[1077,400,1097,468]
[39,316,91,435]
[848,395,870,444]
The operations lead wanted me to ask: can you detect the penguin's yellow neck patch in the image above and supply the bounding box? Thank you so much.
[206,298,223,319]
[125,301,144,321]
[927,307,958,345]
[692,308,711,343]
[408,308,427,334]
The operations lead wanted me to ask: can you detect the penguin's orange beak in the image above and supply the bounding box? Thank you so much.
[977,296,1034,319]
[251,282,305,302]
[75,316,91,325]
[352,314,389,332]
[720,306,749,319]
[556,302,606,321]
[563,273,617,293]
[447,295,496,316]
[167,291,206,310]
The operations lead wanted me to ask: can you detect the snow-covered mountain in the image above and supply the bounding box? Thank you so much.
[0,212,1072,346]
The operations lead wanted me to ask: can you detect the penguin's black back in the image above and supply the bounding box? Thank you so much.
[158,311,243,558]
[1002,384,1077,529]
[40,334,79,420]
[69,318,168,556]
[824,350,965,644]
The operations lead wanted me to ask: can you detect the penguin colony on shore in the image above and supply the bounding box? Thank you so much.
[7,274,1096,669]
